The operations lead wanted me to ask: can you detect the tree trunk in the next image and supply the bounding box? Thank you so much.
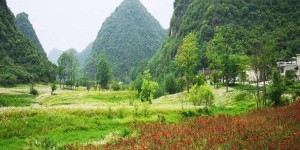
[255,69,260,109]
[263,71,267,108]
[226,75,229,92]
[59,78,62,88]
[187,76,190,93]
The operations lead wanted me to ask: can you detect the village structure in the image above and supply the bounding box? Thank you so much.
[200,54,300,83]
[277,54,300,81]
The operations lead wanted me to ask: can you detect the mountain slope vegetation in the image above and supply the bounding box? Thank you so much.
[15,12,47,57]
[148,0,300,80]
[78,42,93,67]
[47,48,63,64]
[0,0,56,86]
[85,0,167,81]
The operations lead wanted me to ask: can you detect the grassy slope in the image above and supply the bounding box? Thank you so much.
[0,84,257,149]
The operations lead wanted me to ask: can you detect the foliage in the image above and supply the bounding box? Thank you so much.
[96,51,111,89]
[50,83,57,95]
[0,94,35,107]
[189,85,201,106]
[0,2,56,84]
[104,100,300,149]
[165,74,177,94]
[177,77,186,92]
[86,83,91,92]
[234,91,254,102]
[57,50,79,89]
[111,81,121,91]
[175,32,199,92]
[29,84,38,96]
[140,70,159,104]
[193,73,206,86]
[238,71,248,84]
[130,74,143,95]
[147,0,300,90]
[189,85,214,107]
[0,84,259,149]
[210,70,220,88]
[268,68,285,106]
[15,12,46,57]
[84,0,166,80]
[285,70,297,86]
[207,25,248,91]
[0,73,17,87]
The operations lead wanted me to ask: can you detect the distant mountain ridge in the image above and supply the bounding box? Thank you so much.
[85,0,167,81]
[48,48,63,64]
[15,12,47,57]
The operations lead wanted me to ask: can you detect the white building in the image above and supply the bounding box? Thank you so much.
[277,54,300,81]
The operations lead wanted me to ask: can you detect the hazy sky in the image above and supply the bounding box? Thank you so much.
[6,0,174,53]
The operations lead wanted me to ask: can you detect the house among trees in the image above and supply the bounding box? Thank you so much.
[277,54,300,81]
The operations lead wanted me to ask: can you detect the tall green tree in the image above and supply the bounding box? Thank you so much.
[211,70,220,88]
[268,68,284,106]
[285,70,297,86]
[189,84,214,107]
[249,31,276,108]
[57,51,79,89]
[140,69,158,104]
[175,32,199,93]
[165,73,177,94]
[207,25,247,92]
[96,51,111,89]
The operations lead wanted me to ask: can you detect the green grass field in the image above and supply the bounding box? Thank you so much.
[0,84,257,149]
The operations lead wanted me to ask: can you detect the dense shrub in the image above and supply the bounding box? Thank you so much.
[165,74,177,94]
[65,80,75,88]
[0,74,17,87]
[29,84,38,95]
[268,69,284,106]
[193,73,206,86]
[234,91,254,101]
[285,70,297,86]
[111,81,121,91]
[177,77,186,92]
[50,83,57,95]
[189,85,214,107]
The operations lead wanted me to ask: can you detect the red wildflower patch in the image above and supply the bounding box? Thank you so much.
[72,100,300,150]
[105,100,300,149]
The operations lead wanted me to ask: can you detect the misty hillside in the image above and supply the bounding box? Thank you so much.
[78,42,93,67]
[85,0,167,81]
[15,12,47,57]
[48,48,63,64]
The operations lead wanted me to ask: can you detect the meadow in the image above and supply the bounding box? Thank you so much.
[0,84,262,149]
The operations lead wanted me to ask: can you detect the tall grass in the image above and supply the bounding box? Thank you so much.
[0,94,35,107]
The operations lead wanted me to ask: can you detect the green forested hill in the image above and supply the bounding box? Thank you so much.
[15,12,47,57]
[148,0,300,79]
[85,0,167,81]
[0,0,56,86]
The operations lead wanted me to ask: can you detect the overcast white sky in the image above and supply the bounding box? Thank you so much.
[6,0,174,53]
